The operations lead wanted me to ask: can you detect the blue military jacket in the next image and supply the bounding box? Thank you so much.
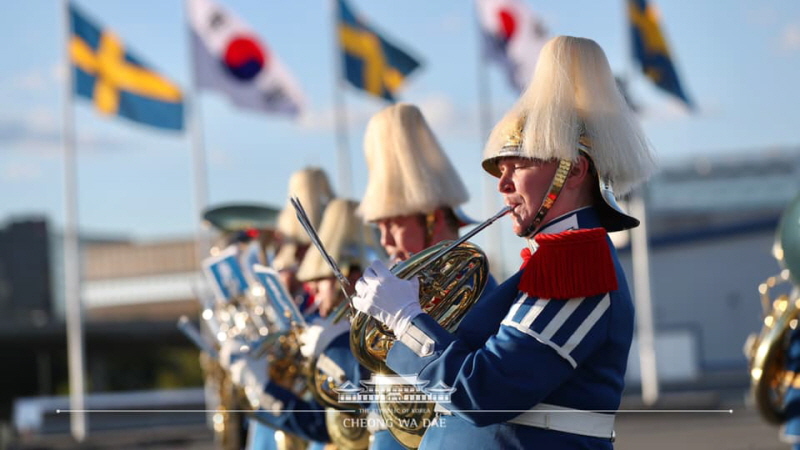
[251,275,499,450]
[385,207,634,449]
[252,323,409,449]
[251,332,347,444]
[782,321,800,445]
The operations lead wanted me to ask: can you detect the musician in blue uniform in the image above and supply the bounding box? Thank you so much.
[351,36,656,449]
[785,323,800,450]
[240,167,334,450]
[359,103,481,268]
[273,167,335,318]
[776,194,800,448]
[227,102,495,450]
[222,198,378,450]
[358,102,499,449]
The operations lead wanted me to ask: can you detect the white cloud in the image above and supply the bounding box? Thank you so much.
[638,98,694,122]
[298,93,480,138]
[52,62,67,84]
[2,162,42,182]
[780,23,800,52]
[297,107,336,132]
[417,95,458,129]
[8,64,63,93]
[26,107,59,134]
[416,94,480,137]
[297,101,380,133]
[12,71,47,91]
[0,108,132,155]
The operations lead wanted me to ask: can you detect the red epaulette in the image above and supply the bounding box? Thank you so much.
[518,228,618,299]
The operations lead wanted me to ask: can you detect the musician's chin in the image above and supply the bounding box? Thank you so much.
[510,216,527,237]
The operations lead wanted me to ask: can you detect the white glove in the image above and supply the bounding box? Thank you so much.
[299,317,351,359]
[218,338,269,391]
[299,323,325,359]
[353,260,423,338]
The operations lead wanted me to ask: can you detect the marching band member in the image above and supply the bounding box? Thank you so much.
[224,100,484,450]
[221,198,378,450]
[244,167,333,450]
[359,103,477,266]
[774,193,800,449]
[785,322,800,450]
[351,36,656,449]
[273,167,335,317]
[197,202,283,450]
[358,102,501,449]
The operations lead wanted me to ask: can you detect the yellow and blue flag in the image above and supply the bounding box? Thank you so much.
[69,4,184,130]
[337,0,421,102]
[628,0,692,108]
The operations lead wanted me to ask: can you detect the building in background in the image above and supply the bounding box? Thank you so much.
[619,147,800,390]
[0,221,205,432]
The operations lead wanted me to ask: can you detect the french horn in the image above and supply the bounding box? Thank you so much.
[302,323,370,450]
[291,198,510,449]
[349,207,510,449]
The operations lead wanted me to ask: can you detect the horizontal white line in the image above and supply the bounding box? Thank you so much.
[56,409,734,414]
[56,409,358,413]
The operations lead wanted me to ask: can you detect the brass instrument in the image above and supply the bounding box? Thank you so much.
[183,201,311,450]
[746,271,799,424]
[349,207,509,449]
[249,264,309,397]
[350,240,488,449]
[349,240,489,373]
[746,193,800,425]
[325,409,371,450]
[291,197,510,449]
[299,334,369,450]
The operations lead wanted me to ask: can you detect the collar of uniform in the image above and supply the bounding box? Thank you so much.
[518,207,618,299]
[536,206,598,235]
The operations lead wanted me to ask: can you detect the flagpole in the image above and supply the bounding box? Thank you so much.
[185,5,211,265]
[629,189,659,405]
[625,0,659,406]
[475,17,505,281]
[62,0,87,441]
[331,0,352,198]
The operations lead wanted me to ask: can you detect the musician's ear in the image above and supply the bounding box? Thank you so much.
[566,155,591,188]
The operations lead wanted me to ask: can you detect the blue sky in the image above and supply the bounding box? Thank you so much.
[1,0,800,251]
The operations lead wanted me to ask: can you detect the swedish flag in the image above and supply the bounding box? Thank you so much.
[337,0,421,102]
[628,0,692,108]
[69,4,184,130]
